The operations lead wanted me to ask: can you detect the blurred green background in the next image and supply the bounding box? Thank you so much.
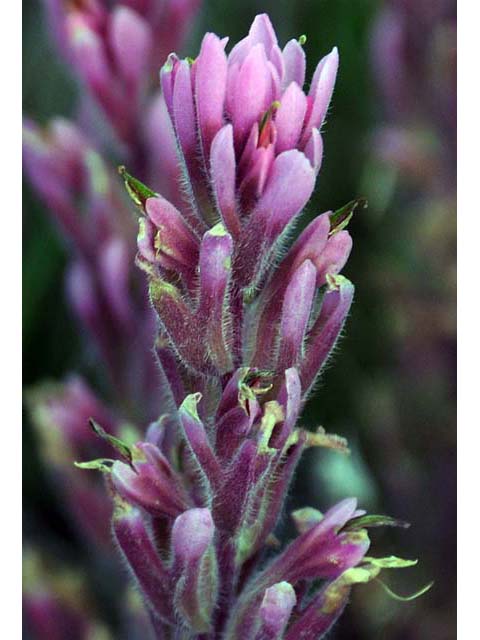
[23,0,456,638]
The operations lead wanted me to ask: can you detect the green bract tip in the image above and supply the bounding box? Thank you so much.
[329,197,368,236]
[89,418,132,464]
[375,578,434,602]
[180,393,203,420]
[74,459,114,473]
[118,166,157,209]
[209,222,228,237]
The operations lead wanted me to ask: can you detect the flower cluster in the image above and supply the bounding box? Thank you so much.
[24,6,421,639]
[23,117,159,419]
[90,14,417,637]
[23,1,201,418]
[42,0,200,152]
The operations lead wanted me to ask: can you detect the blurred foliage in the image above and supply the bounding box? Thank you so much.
[23,0,455,638]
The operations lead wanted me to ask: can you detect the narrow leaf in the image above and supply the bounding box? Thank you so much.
[89,418,132,464]
[74,459,114,473]
[375,578,434,602]
[328,197,367,235]
[343,515,410,532]
[118,165,157,209]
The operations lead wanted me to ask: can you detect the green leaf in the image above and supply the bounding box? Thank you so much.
[118,165,157,209]
[74,459,114,473]
[328,197,367,235]
[338,557,433,605]
[89,419,132,464]
[375,578,434,602]
[342,514,410,532]
[305,427,350,455]
[363,556,417,569]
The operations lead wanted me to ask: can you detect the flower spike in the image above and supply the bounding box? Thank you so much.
[24,9,426,639]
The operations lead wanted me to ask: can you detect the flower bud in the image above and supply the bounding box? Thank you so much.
[112,442,189,517]
[154,334,185,408]
[98,237,133,330]
[300,47,339,148]
[178,394,221,492]
[235,427,306,566]
[28,377,116,460]
[195,33,228,162]
[214,440,258,534]
[149,279,209,374]
[172,508,215,563]
[143,196,200,280]
[229,43,273,149]
[277,260,317,372]
[171,59,200,182]
[22,119,91,254]
[113,501,173,624]
[66,259,124,378]
[225,498,369,639]
[283,566,373,640]
[196,224,234,374]
[172,509,218,632]
[300,275,355,395]
[264,498,370,586]
[237,150,315,287]
[311,230,352,287]
[255,582,296,640]
[143,92,184,210]
[27,378,118,549]
[214,368,261,461]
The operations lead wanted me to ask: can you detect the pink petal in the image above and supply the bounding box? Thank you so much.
[210,124,241,238]
[256,150,315,239]
[312,230,353,287]
[275,82,308,152]
[282,39,306,89]
[248,13,278,53]
[195,33,228,159]
[277,260,317,371]
[300,47,339,146]
[231,44,272,148]
[173,60,197,163]
[303,127,324,174]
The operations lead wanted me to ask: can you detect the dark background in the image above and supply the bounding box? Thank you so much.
[24,0,456,637]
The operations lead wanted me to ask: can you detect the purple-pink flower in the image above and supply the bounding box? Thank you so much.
[159,15,338,289]
[24,8,423,639]
[42,0,200,150]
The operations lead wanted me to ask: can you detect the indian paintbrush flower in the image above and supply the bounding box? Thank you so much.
[24,7,429,638]
[23,119,160,420]
[42,0,200,151]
